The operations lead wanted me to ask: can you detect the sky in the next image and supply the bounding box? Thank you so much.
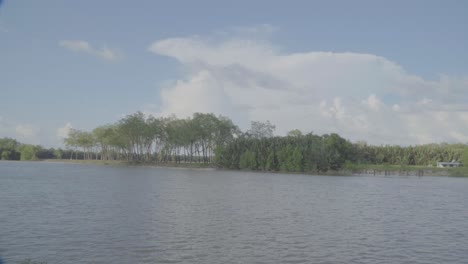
[1,0,468,147]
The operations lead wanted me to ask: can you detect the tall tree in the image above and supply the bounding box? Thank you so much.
[247,120,275,139]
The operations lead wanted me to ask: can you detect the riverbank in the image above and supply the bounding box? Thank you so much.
[38,159,468,177]
[42,159,216,169]
[342,163,468,177]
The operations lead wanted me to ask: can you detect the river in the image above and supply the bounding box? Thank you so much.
[1,161,467,264]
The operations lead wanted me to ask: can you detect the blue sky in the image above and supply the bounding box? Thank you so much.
[1,0,468,146]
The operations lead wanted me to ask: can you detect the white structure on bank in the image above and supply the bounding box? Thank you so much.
[437,161,462,168]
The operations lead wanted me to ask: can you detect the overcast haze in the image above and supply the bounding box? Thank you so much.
[1,0,468,147]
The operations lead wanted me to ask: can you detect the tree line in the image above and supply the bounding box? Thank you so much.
[0,137,71,161]
[217,134,467,172]
[63,112,240,163]
[1,111,467,172]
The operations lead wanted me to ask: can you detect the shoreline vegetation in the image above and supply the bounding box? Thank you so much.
[34,159,468,177]
[2,158,467,177]
[1,111,468,177]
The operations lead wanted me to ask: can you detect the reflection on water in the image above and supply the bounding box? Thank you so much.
[1,161,468,264]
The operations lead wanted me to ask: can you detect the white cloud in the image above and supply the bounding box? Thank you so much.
[59,40,91,52]
[56,122,73,139]
[15,124,40,144]
[363,94,383,111]
[59,40,122,61]
[320,98,346,120]
[417,98,433,105]
[1,117,66,147]
[147,29,468,145]
[97,47,120,61]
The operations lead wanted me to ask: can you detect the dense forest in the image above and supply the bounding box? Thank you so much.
[1,111,467,172]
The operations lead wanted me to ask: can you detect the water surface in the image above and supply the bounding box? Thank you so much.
[1,161,468,263]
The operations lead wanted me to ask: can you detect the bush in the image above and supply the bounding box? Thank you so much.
[239,150,257,170]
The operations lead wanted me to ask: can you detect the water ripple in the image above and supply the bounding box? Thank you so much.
[1,162,468,264]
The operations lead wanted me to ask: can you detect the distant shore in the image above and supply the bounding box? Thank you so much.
[35,159,468,177]
[342,163,468,177]
[42,159,216,169]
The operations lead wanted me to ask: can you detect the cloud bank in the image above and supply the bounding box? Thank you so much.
[0,116,71,147]
[59,40,121,61]
[14,124,40,144]
[147,27,468,145]
[0,116,38,143]
[56,122,73,139]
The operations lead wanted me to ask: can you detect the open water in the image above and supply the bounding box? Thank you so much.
[1,161,467,264]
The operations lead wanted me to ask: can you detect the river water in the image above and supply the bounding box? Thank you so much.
[1,161,467,264]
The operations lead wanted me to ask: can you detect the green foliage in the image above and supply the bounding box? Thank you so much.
[216,133,354,173]
[0,137,21,160]
[287,129,303,137]
[215,131,467,173]
[323,133,352,170]
[239,150,257,170]
[351,142,465,166]
[461,147,468,167]
[289,147,303,171]
[1,150,12,160]
[60,112,239,164]
[276,145,303,171]
[0,137,19,150]
[3,111,467,174]
[265,151,278,171]
[247,120,275,139]
[19,144,40,161]
[53,149,63,159]
[0,137,65,161]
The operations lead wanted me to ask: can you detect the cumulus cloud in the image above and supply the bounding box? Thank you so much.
[147,26,468,145]
[59,40,122,61]
[363,94,383,111]
[15,124,40,144]
[56,122,73,139]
